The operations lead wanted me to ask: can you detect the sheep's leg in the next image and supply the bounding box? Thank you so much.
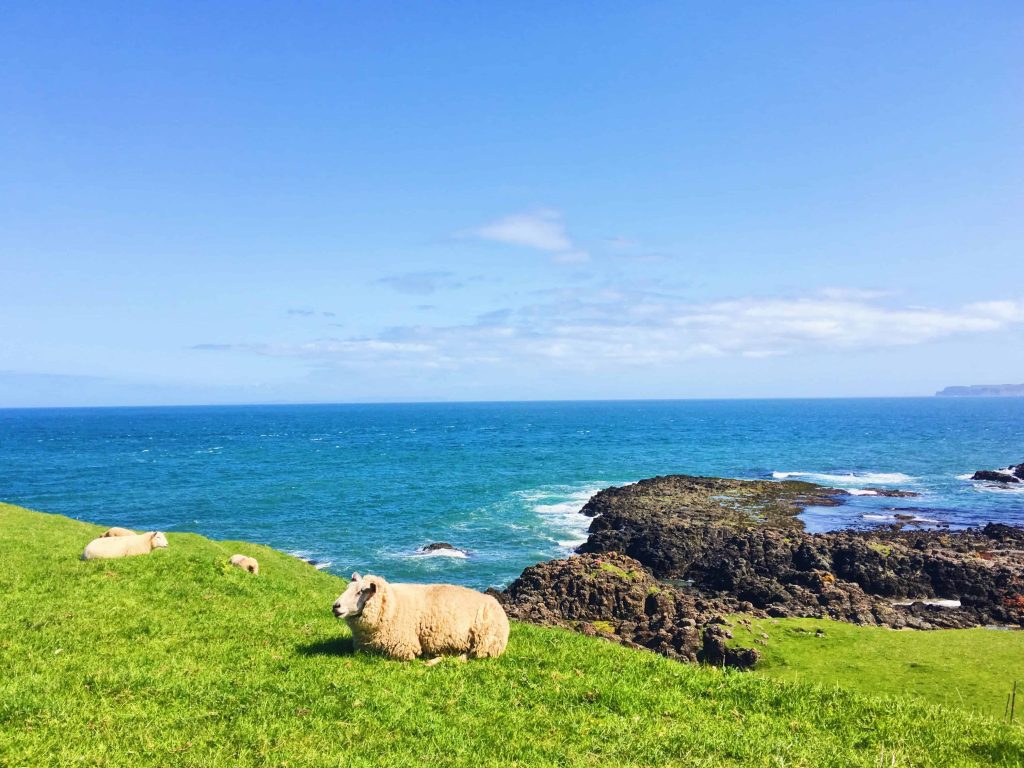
[424,654,467,666]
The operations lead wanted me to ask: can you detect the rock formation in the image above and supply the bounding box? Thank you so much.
[498,474,1024,669]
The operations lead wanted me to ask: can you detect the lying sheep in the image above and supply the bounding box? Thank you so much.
[82,531,168,560]
[332,572,509,662]
[228,554,259,575]
[101,527,137,537]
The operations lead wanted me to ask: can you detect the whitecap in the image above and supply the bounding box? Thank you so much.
[773,470,915,486]
[972,483,1024,494]
[556,537,588,548]
[410,547,469,560]
[845,488,878,496]
[516,483,608,553]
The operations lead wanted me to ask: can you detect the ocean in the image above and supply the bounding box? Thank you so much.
[2,398,1022,589]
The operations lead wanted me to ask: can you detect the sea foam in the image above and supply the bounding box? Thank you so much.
[519,484,607,550]
[410,547,469,559]
[773,470,915,486]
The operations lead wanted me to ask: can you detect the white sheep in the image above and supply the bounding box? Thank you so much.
[332,572,509,663]
[82,531,169,560]
[228,554,259,575]
[100,527,137,537]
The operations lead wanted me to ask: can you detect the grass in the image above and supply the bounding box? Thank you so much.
[730,616,1024,720]
[1,503,1023,767]
[597,562,639,580]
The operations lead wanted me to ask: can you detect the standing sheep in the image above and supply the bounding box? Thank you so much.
[228,554,259,575]
[332,572,509,662]
[82,532,168,560]
[100,527,137,537]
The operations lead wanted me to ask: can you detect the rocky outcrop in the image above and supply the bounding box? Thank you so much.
[972,463,1024,483]
[499,474,1024,669]
[422,542,458,552]
[496,552,758,667]
[865,488,920,498]
[575,475,1024,628]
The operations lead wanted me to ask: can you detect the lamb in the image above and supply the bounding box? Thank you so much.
[100,527,137,537]
[332,572,509,662]
[82,531,168,560]
[228,554,259,575]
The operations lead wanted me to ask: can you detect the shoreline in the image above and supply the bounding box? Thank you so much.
[496,473,1024,667]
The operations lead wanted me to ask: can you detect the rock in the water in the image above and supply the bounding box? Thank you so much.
[971,463,1024,483]
[863,488,920,498]
[417,542,469,558]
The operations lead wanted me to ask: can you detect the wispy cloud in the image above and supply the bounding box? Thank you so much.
[287,308,337,318]
[376,271,461,295]
[466,209,588,263]
[191,343,235,351]
[193,291,1024,374]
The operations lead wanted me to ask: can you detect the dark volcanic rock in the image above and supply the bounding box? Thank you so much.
[702,625,761,669]
[422,542,458,551]
[574,475,1024,629]
[971,463,1024,483]
[497,552,755,666]
[864,488,920,498]
[973,470,1020,484]
[500,475,1024,668]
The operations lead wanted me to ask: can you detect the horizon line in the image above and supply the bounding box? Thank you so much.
[0,393,988,411]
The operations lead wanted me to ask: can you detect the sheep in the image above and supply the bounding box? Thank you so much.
[332,572,509,663]
[100,527,137,537]
[228,554,259,575]
[82,531,168,560]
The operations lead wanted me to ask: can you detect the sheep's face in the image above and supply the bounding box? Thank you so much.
[333,573,377,619]
[150,532,169,549]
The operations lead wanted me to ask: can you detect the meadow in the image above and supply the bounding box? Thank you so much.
[1,502,1022,767]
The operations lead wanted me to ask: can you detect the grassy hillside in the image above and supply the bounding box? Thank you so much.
[1,502,1022,767]
[731,617,1024,719]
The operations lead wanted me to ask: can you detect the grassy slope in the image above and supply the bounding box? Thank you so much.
[1,503,1022,767]
[731,617,1024,720]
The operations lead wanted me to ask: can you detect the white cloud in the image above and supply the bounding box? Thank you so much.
[466,209,589,263]
[195,292,1024,373]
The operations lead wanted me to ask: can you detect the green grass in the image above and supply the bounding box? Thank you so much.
[597,561,639,580]
[1,503,1023,767]
[730,617,1024,720]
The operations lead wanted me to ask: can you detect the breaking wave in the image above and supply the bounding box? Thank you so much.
[773,470,916,486]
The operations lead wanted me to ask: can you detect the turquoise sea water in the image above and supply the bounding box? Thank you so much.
[2,399,1023,589]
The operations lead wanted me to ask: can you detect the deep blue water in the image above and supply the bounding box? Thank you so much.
[2,399,1022,589]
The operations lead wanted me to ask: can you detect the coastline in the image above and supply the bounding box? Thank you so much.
[496,474,1024,667]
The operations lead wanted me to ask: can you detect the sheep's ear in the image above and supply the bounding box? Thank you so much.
[363,581,377,596]
[351,572,361,582]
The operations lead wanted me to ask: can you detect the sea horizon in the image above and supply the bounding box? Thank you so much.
[0,392,997,412]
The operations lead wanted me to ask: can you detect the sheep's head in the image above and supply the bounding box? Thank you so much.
[333,573,383,619]
[150,532,169,549]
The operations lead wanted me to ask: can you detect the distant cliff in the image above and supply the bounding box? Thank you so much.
[936,383,1024,397]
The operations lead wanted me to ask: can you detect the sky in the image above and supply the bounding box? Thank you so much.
[1,2,1022,407]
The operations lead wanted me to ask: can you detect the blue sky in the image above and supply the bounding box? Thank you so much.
[2,2,1022,406]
